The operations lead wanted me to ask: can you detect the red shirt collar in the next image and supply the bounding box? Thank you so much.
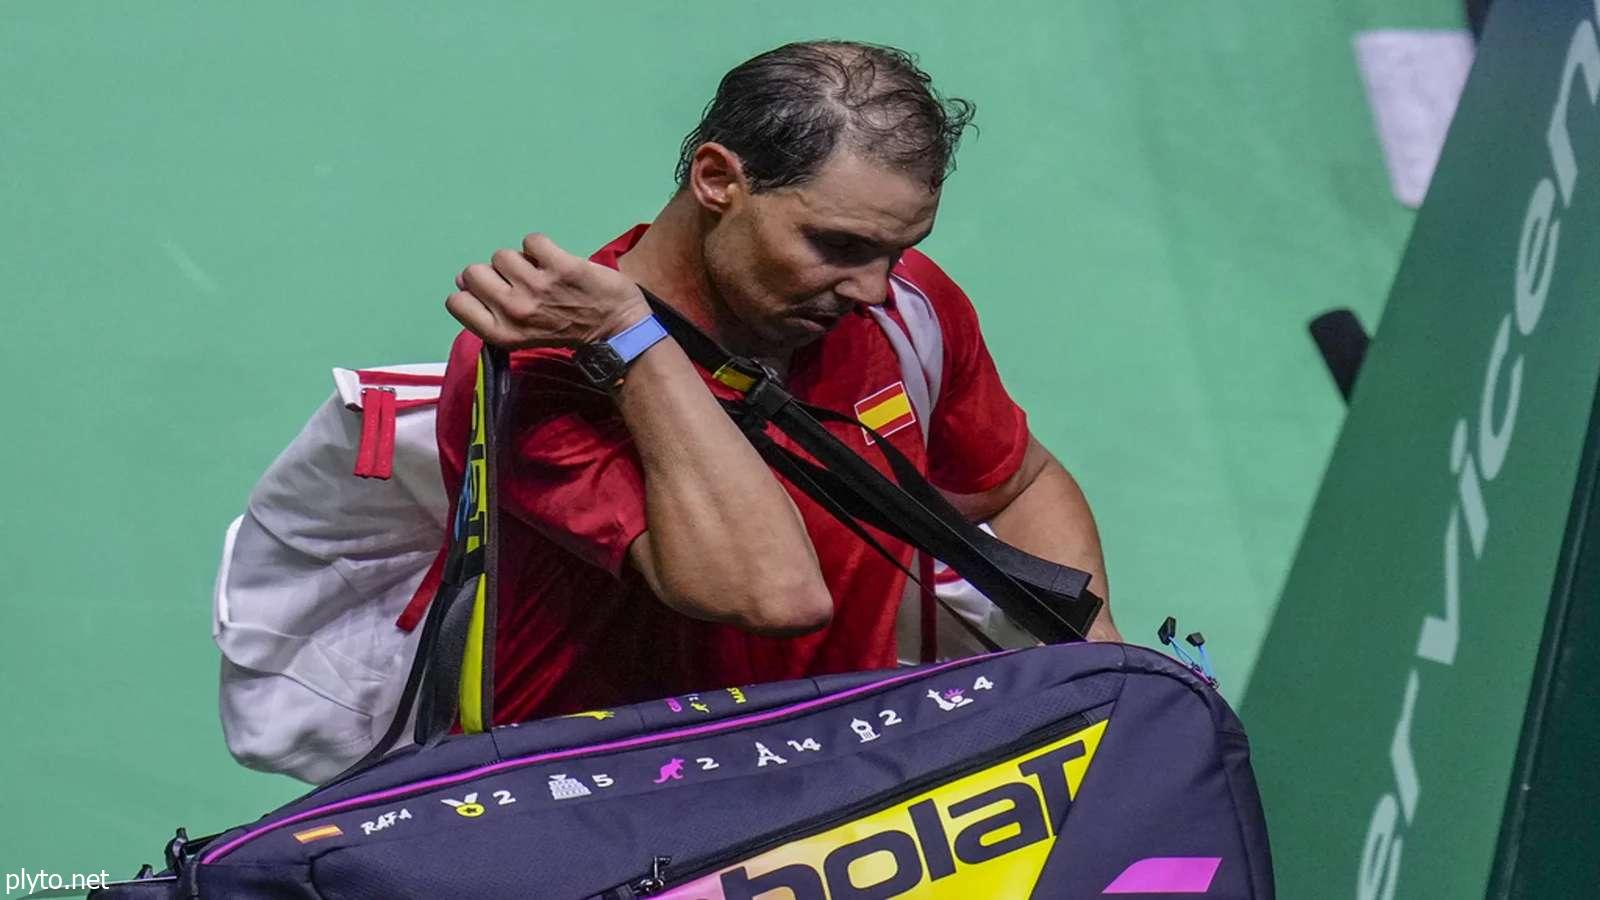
[590,224,651,269]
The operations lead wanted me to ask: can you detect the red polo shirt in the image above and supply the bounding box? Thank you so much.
[436,225,1028,724]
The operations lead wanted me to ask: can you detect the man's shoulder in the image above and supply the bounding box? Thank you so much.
[890,248,984,341]
[892,248,966,300]
[439,330,588,433]
[443,330,579,385]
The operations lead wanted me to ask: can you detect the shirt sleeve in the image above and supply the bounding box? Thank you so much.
[896,250,1031,495]
[437,331,648,577]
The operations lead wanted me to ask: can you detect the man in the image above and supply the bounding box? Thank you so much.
[439,40,1118,725]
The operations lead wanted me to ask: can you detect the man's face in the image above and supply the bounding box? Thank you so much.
[702,149,940,355]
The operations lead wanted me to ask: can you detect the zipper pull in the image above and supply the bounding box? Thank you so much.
[629,855,672,896]
[1157,616,1219,688]
[1185,631,1219,684]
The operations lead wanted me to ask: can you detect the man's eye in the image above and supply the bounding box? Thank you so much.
[813,235,875,263]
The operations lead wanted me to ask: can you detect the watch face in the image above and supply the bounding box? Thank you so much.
[574,343,626,387]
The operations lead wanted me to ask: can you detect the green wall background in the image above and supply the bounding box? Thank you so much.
[0,0,1454,883]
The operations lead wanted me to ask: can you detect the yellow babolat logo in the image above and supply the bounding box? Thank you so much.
[673,719,1106,899]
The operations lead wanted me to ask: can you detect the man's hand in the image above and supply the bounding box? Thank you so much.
[446,233,651,348]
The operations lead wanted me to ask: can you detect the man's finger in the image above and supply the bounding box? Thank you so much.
[491,247,542,286]
[521,232,569,270]
[445,290,510,345]
[461,262,511,303]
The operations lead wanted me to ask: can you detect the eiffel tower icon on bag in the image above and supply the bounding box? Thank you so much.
[547,774,592,800]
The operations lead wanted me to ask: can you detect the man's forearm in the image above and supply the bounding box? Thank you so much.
[615,337,831,634]
[987,456,1119,641]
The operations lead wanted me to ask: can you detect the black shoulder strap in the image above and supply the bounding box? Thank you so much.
[641,287,1102,643]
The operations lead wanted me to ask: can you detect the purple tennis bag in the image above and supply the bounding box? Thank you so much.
[94,642,1272,898]
[98,341,1271,897]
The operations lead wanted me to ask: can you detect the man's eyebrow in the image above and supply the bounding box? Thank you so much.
[812,225,933,249]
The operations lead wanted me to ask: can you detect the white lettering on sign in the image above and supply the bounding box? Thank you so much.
[1358,7,1600,896]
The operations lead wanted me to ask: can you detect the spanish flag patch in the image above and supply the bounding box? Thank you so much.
[854,381,916,444]
[293,824,344,844]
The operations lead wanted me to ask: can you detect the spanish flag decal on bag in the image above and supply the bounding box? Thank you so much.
[293,824,343,845]
[854,381,916,444]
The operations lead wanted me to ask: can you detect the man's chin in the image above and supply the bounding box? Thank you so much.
[788,314,841,340]
[745,320,824,355]
[781,326,832,352]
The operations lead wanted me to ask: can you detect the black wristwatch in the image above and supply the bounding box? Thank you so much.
[572,314,670,389]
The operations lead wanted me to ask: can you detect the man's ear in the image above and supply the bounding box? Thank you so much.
[688,142,748,214]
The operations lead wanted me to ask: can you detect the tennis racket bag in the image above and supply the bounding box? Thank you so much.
[94,641,1271,898]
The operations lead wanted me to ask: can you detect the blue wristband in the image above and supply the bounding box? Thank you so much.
[606,313,669,366]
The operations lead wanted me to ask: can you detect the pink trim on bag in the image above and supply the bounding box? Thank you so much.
[1102,856,1222,893]
[357,370,446,387]
[200,656,993,864]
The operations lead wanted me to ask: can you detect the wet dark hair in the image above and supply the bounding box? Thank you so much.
[674,40,976,193]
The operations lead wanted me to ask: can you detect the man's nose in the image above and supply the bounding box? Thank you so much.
[836,264,892,308]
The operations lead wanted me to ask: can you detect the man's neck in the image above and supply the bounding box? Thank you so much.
[615,195,781,368]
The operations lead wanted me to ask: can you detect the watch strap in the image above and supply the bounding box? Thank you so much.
[606,313,669,365]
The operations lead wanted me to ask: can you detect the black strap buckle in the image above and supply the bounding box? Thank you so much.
[743,364,793,418]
